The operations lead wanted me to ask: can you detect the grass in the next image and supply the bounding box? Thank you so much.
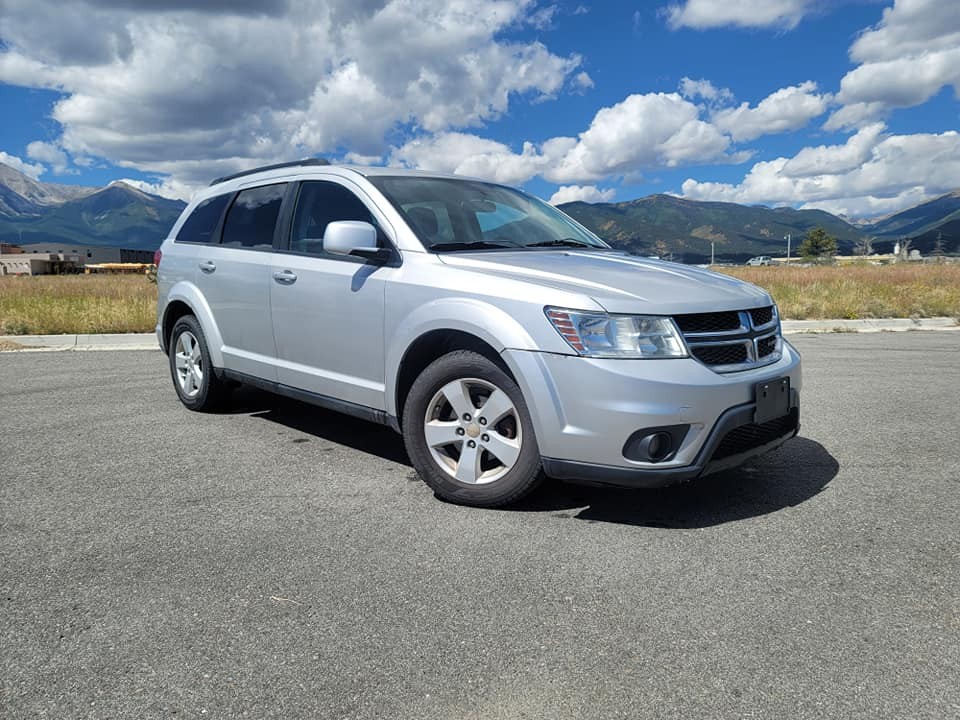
[0,264,958,335]
[0,274,157,335]
[719,263,960,320]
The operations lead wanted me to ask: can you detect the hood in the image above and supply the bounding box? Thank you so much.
[437,250,772,314]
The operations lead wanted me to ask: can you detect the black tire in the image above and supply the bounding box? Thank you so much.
[402,350,543,507]
[168,315,226,412]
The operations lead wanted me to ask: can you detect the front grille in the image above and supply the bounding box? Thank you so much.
[674,311,741,334]
[750,306,774,327]
[692,343,748,366]
[674,305,781,373]
[711,408,798,461]
[757,335,778,357]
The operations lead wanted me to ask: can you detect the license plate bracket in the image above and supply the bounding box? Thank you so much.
[754,377,790,424]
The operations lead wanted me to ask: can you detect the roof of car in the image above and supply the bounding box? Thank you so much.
[210,159,475,186]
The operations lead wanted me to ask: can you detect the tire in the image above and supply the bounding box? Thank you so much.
[168,315,226,412]
[402,350,543,507]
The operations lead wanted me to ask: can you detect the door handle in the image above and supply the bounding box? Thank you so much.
[273,269,297,285]
[198,261,216,274]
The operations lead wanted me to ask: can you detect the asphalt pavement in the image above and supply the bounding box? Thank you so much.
[1,333,958,719]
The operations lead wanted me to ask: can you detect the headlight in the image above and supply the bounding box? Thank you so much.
[545,307,688,358]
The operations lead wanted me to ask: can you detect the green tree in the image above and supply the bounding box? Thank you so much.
[799,227,838,259]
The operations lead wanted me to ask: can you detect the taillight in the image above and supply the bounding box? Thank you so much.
[153,249,162,267]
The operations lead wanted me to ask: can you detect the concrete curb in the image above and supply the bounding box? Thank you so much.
[0,333,160,351]
[2,317,958,353]
[781,317,959,334]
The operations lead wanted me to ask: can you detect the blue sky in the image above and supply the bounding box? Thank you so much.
[1,0,958,217]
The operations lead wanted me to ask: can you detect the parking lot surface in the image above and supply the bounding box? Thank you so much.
[1,333,958,719]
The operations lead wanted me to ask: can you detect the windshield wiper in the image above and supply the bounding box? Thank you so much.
[525,238,599,249]
[428,241,516,252]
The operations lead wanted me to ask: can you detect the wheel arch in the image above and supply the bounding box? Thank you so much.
[160,282,224,366]
[387,300,540,429]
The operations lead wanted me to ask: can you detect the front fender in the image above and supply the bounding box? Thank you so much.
[163,281,226,368]
[385,298,541,418]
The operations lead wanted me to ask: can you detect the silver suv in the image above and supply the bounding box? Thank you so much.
[156,159,801,507]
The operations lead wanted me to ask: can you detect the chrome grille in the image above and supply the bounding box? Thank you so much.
[675,305,781,373]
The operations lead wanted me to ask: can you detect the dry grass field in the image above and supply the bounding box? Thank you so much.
[0,274,156,335]
[720,263,960,320]
[0,263,958,335]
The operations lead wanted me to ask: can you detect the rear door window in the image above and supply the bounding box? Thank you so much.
[175,194,231,244]
[221,184,287,250]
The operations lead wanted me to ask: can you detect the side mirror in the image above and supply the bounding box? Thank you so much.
[324,221,392,262]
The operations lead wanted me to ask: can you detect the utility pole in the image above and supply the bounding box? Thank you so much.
[785,233,791,261]
[711,240,715,266]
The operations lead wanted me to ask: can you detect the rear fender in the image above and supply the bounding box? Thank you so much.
[164,281,225,368]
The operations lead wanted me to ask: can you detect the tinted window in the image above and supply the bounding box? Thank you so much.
[221,184,287,249]
[290,181,376,255]
[176,194,230,244]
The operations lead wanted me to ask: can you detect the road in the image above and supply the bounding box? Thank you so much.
[1,333,958,719]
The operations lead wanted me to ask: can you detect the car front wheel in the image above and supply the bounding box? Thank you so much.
[402,350,543,507]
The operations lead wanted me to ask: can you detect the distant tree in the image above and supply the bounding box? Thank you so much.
[653,239,669,258]
[933,231,945,261]
[854,235,874,256]
[798,227,838,259]
[898,237,912,261]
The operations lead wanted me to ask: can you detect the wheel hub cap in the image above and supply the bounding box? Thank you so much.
[423,377,522,485]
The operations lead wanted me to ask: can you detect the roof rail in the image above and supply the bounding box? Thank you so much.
[209,158,331,186]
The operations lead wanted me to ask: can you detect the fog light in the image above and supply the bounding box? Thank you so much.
[644,432,672,461]
[622,425,689,463]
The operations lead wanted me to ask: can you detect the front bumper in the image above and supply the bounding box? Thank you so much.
[542,398,799,488]
[502,340,802,487]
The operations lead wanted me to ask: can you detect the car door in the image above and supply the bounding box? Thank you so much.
[269,179,396,411]
[194,183,288,381]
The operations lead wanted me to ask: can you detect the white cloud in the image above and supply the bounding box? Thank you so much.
[0,151,45,180]
[392,80,846,189]
[681,127,960,217]
[527,4,559,29]
[548,185,615,204]
[343,152,383,166]
[781,123,885,177]
[390,132,550,185]
[26,141,72,175]
[546,92,734,182]
[828,0,960,128]
[663,0,816,30]
[678,77,732,104]
[572,71,594,93]
[712,81,830,142]
[0,0,582,192]
[114,177,197,202]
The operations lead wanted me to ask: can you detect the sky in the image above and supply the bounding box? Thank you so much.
[0,0,958,217]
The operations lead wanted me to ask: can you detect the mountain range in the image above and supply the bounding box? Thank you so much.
[558,192,960,262]
[0,163,185,250]
[0,162,957,260]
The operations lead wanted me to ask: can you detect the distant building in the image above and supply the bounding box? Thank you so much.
[0,242,23,254]
[0,253,78,276]
[18,243,154,265]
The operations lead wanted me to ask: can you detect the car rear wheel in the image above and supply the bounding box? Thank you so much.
[169,315,225,412]
[402,351,543,507]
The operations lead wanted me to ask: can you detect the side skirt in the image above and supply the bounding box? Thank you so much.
[216,367,399,430]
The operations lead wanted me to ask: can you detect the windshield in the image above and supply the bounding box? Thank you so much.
[368,176,610,252]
